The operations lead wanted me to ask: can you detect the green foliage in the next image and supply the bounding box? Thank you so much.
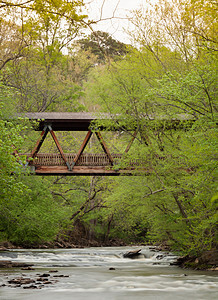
[0,105,71,245]
[0,0,217,254]
[2,46,85,112]
[78,31,128,63]
[156,62,217,120]
[0,0,88,112]
[5,176,71,245]
[82,0,217,255]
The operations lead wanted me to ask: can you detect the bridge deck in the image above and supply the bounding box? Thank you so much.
[33,166,124,176]
[20,153,146,176]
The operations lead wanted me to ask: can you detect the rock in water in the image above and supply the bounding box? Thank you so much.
[0,260,34,268]
[123,249,142,258]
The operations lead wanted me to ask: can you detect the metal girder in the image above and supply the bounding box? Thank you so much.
[28,125,71,171]
[124,131,137,154]
[29,126,49,162]
[26,125,129,174]
[71,130,93,168]
[95,131,114,166]
[48,125,71,171]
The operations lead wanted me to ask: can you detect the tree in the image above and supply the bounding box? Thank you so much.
[0,18,31,71]
[0,0,90,112]
[82,0,217,255]
[2,48,85,112]
[130,0,217,61]
[0,100,71,245]
[0,0,88,69]
[78,31,128,63]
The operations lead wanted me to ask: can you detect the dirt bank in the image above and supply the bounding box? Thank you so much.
[171,250,218,271]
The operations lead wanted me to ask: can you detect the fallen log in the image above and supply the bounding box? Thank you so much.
[123,249,142,258]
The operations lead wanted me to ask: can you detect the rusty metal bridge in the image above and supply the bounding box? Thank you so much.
[17,113,142,176]
[17,112,193,176]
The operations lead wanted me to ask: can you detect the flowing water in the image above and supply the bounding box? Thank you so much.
[0,246,217,300]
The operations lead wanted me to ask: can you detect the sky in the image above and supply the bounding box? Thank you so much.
[84,0,146,43]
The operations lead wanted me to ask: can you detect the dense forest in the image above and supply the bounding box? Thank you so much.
[0,0,217,261]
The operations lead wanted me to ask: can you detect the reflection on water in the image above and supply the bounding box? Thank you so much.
[0,247,217,300]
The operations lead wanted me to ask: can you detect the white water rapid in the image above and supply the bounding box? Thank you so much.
[0,246,217,300]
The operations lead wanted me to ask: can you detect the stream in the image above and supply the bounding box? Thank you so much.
[0,246,217,300]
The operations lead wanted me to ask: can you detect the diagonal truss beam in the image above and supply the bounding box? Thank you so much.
[72,130,93,168]
[48,125,71,171]
[124,131,137,154]
[28,127,124,171]
[95,131,114,166]
[29,125,49,162]
[29,125,71,170]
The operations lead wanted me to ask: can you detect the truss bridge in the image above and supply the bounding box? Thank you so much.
[17,112,143,176]
[16,112,193,176]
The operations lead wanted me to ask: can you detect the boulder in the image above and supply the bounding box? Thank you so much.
[0,260,34,268]
[8,277,35,285]
[123,249,142,258]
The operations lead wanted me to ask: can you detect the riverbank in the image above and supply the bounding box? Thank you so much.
[0,240,217,271]
[171,250,218,271]
[0,237,127,250]
[0,246,217,300]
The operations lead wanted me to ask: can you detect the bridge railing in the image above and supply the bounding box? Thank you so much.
[19,153,144,167]
[21,153,122,166]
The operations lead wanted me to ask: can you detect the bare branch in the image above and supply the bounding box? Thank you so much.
[0,0,34,9]
[112,0,120,18]
[143,188,165,198]
[100,0,106,20]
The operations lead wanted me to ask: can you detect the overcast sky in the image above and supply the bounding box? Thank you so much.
[84,0,146,43]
